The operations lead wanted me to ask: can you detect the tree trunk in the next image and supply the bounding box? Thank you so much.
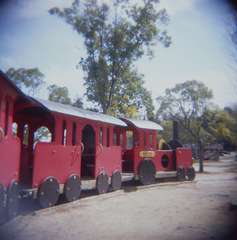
[198,140,204,173]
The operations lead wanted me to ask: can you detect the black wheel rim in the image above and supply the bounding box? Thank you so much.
[64,175,81,202]
[96,174,109,194]
[187,167,195,181]
[138,160,156,185]
[111,171,122,191]
[0,183,7,223]
[38,177,60,208]
[177,168,185,181]
[7,180,19,219]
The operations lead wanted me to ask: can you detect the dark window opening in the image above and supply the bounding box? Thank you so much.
[99,127,103,145]
[72,122,77,146]
[34,126,52,148]
[12,122,18,136]
[126,130,134,149]
[81,125,95,178]
[120,132,123,147]
[62,120,67,145]
[4,100,9,135]
[149,131,153,145]
[23,124,29,146]
[113,131,118,145]
[161,155,169,168]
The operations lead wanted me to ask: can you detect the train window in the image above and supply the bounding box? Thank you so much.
[34,126,52,145]
[72,122,77,146]
[99,127,103,145]
[120,132,123,146]
[149,131,153,145]
[23,124,29,146]
[126,130,134,149]
[62,120,67,145]
[12,122,18,136]
[106,128,110,147]
[113,131,117,145]
[161,155,169,168]
[4,100,9,135]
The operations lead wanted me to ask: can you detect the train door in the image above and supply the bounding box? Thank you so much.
[81,125,95,179]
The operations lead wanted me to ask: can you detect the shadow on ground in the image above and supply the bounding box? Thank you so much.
[18,177,182,217]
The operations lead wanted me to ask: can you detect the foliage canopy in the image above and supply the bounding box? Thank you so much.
[6,67,45,95]
[157,80,213,142]
[50,0,171,118]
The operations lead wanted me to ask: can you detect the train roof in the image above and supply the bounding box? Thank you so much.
[0,70,26,96]
[32,98,127,127]
[122,118,163,131]
[0,69,160,129]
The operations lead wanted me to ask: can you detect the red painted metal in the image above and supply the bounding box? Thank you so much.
[33,143,81,187]
[0,69,194,198]
[12,103,125,187]
[0,74,23,188]
[154,150,175,171]
[0,136,21,187]
[176,147,193,169]
[96,145,122,176]
[121,119,194,176]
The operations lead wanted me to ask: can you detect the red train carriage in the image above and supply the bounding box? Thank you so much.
[14,98,127,208]
[0,69,196,223]
[0,71,29,221]
[120,118,195,185]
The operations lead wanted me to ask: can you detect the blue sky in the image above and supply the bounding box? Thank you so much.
[0,0,236,109]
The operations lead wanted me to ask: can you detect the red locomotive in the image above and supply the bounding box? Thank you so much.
[0,70,195,223]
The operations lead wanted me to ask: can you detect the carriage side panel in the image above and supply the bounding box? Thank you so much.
[154,150,175,171]
[32,143,81,188]
[96,145,122,176]
[0,136,21,187]
[176,148,193,169]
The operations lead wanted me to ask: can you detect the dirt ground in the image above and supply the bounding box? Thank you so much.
[0,153,237,240]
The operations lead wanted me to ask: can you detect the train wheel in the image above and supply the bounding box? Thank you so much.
[96,173,109,194]
[176,168,185,181]
[7,180,19,219]
[186,167,196,181]
[0,183,7,223]
[64,175,81,202]
[111,171,122,191]
[138,160,156,185]
[38,177,60,208]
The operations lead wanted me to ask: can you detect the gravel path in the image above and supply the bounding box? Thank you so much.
[0,154,237,240]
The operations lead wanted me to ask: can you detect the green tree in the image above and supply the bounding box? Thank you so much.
[47,84,84,108]
[156,80,213,172]
[47,84,71,104]
[49,0,171,117]
[72,97,84,108]
[108,70,155,119]
[6,67,45,95]
[202,109,235,143]
[227,104,237,147]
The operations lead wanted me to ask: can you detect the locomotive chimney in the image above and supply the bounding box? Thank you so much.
[173,120,179,141]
